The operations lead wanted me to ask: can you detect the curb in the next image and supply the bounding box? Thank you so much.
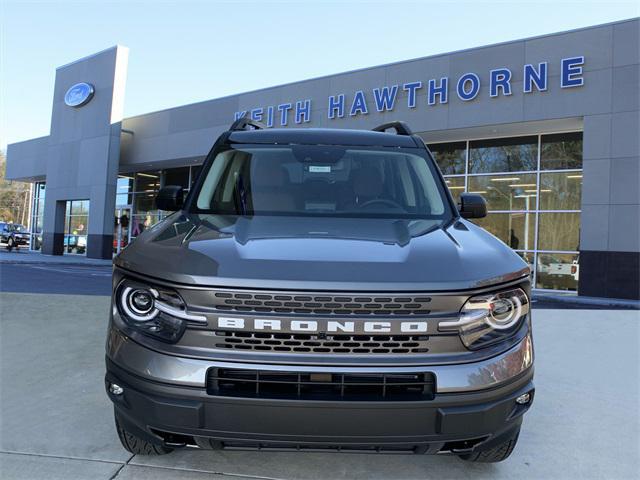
[0,260,113,267]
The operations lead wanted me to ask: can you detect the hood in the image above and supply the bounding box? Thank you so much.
[115,213,529,291]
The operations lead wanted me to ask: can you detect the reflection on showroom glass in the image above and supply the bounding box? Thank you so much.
[540,133,583,170]
[536,253,579,291]
[430,142,466,175]
[444,177,465,203]
[469,136,538,174]
[468,174,537,211]
[539,172,582,210]
[474,212,535,250]
[538,213,580,251]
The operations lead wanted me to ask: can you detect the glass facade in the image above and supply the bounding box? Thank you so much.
[64,200,89,254]
[116,164,202,241]
[32,165,203,255]
[29,182,46,251]
[429,131,583,291]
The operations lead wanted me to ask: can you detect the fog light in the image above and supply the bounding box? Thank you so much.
[515,392,531,405]
[109,383,124,395]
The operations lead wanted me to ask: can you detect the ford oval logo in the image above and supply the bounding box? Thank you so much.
[64,82,95,107]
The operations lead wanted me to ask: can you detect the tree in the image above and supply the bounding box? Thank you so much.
[0,151,31,225]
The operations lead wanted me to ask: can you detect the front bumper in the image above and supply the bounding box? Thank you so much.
[105,331,534,453]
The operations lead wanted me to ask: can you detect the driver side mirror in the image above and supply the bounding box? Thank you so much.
[156,185,184,211]
[458,193,487,219]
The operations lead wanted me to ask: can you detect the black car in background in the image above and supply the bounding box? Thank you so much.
[0,223,30,251]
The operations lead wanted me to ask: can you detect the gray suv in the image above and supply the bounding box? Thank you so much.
[106,119,534,462]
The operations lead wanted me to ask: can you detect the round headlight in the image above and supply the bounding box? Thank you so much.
[120,286,159,322]
[486,294,524,330]
[439,287,529,350]
[130,290,154,314]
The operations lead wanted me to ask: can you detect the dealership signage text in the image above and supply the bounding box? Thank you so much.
[235,56,585,126]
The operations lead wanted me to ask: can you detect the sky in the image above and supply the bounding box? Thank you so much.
[1,0,638,150]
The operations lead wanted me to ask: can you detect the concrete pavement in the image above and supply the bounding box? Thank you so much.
[1,290,638,479]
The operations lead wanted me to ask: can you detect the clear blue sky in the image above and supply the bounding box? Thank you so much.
[1,0,638,150]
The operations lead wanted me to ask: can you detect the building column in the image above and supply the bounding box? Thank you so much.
[41,198,66,255]
[579,110,640,300]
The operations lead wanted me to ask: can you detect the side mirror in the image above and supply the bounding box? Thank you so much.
[156,185,184,211]
[458,193,487,219]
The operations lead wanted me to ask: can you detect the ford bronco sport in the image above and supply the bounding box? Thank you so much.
[106,119,534,462]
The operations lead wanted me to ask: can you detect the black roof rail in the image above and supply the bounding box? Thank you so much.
[229,117,267,131]
[372,121,413,136]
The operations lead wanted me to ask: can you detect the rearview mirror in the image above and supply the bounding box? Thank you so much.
[156,185,184,211]
[458,193,487,219]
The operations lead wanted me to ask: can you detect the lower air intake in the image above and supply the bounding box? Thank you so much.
[206,368,435,401]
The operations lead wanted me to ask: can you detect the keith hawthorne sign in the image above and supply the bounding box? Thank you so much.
[235,56,585,127]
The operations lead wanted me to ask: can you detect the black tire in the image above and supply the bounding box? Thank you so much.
[458,428,520,463]
[115,417,173,455]
[6,238,14,252]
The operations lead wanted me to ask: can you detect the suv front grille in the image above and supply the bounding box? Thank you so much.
[207,368,436,401]
[214,331,430,354]
[211,291,432,316]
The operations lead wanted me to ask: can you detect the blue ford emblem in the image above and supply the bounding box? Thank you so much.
[64,82,95,107]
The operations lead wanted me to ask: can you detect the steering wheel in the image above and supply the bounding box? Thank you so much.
[357,198,404,210]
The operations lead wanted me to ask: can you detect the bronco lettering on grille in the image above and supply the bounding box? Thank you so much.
[215,317,428,334]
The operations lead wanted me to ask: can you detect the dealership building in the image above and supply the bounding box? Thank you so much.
[5,18,639,299]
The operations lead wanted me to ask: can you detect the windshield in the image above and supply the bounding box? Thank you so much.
[193,145,452,220]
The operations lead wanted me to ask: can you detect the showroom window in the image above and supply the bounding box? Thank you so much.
[29,182,46,251]
[64,200,89,255]
[428,131,583,291]
[468,136,538,173]
[116,165,202,244]
[130,171,161,238]
[430,141,466,175]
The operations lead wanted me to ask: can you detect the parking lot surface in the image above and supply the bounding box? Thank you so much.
[0,264,638,479]
[0,263,112,295]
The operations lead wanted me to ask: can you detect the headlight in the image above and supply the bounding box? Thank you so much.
[439,288,529,350]
[115,279,206,343]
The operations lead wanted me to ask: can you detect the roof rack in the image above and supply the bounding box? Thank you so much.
[229,117,267,131]
[372,121,413,136]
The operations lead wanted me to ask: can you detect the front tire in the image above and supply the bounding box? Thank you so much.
[6,238,14,251]
[115,417,172,455]
[458,428,520,463]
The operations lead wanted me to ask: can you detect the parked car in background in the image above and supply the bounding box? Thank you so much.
[537,255,579,290]
[0,223,30,251]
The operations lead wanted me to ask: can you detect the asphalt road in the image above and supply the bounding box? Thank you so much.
[0,263,112,295]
